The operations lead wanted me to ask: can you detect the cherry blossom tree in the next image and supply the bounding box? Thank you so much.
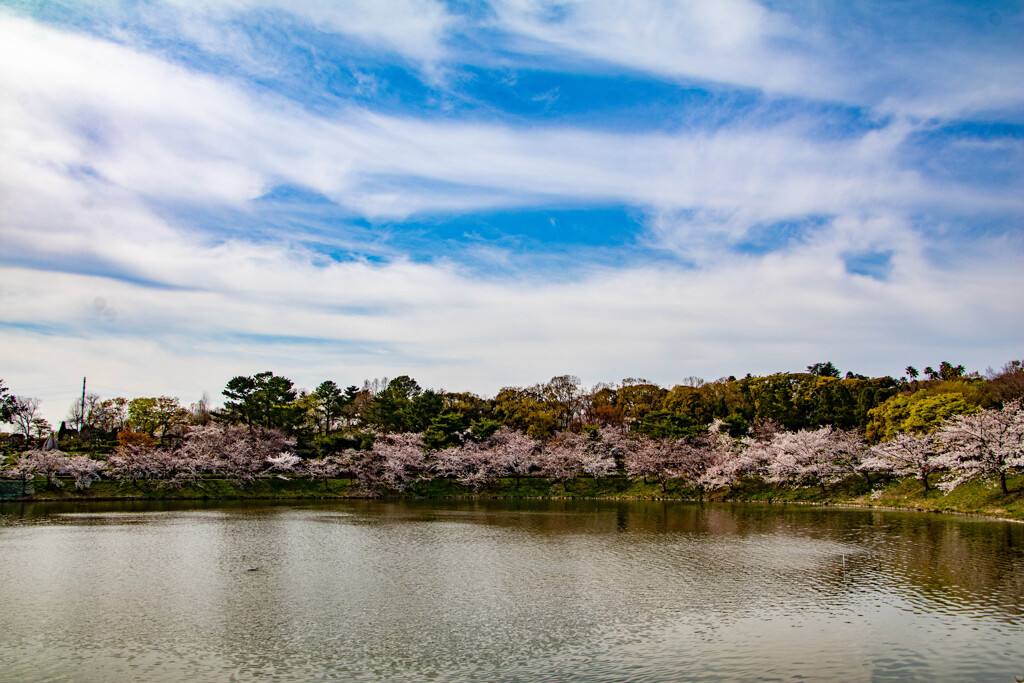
[90,397,130,433]
[623,436,674,490]
[350,432,427,492]
[303,455,345,491]
[18,448,69,486]
[108,442,201,487]
[579,440,617,479]
[3,452,41,495]
[488,427,539,485]
[938,400,1024,495]
[763,426,865,494]
[62,454,105,489]
[178,424,293,484]
[749,418,783,443]
[536,432,585,490]
[266,452,301,474]
[730,439,766,480]
[671,423,743,495]
[863,432,948,492]
[1,449,104,491]
[432,442,501,489]
[826,429,872,487]
[107,442,157,484]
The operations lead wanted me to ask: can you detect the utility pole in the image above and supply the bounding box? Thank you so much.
[80,376,87,431]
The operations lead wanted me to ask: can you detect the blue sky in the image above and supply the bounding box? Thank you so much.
[1,0,1022,423]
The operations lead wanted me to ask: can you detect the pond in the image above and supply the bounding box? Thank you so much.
[1,499,1021,682]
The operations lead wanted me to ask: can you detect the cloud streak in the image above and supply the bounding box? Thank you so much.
[0,4,1021,425]
[487,0,1024,119]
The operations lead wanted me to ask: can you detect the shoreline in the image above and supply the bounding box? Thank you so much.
[4,473,1022,522]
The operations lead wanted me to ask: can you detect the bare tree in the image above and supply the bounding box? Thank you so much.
[66,393,103,430]
[987,360,1024,403]
[9,396,41,437]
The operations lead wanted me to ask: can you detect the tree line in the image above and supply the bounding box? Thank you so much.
[1,359,1022,497]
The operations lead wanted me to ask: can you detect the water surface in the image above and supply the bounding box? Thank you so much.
[1,500,1021,681]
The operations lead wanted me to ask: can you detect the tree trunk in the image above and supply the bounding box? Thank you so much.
[1000,470,1009,496]
[920,469,930,493]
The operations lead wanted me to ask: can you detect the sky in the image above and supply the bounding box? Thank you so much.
[1,0,1022,426]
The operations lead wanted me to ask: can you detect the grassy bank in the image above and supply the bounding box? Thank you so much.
[24,476,362,501]
[11,473,1024,521]
[842,474,1024,520]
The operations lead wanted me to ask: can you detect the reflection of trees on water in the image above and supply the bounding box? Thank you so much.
[6,498,1022,628]
[856,513,1024,620]
[353,499,1024,624]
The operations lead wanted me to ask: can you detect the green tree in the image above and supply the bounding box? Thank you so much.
[220,371,300,432]
[741,374,801,429]
[807,361,841,378]
[422,411,466,450]
[468,418,501,441]
[903,394,976,434]
[619,379,667,422]
[937,361,966,381]
[634,410,705,440]
[409,389,445,432]
[361,376,443,433]
[493,386,559,438]
[794,376,858,429]
[0,380,17,424]
[442,392,493,423]
[720,413,750,437]
[309,380,352,436]
[127,397,190,443]
[663,385,712,425]
[852,378,899,429]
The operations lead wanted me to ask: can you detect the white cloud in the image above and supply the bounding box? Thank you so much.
[4,12,1017,256]
[487,0,1024,119]
[5,220,1022,427]
[1,10,1022,427]
[150,0,454,66]
[490,0,821,94]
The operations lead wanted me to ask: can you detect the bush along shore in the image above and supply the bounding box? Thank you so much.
[8,472,1024,522]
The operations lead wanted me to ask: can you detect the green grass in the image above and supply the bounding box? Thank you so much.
[846,473,1024,520]
[26,476,361,501]
[13,473,1024,521]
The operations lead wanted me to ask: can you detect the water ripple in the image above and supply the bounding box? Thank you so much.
[1,499,1021,681]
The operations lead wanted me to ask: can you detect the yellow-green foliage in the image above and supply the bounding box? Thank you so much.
[866,390,979,442]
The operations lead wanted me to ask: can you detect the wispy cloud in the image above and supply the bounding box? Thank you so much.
[6,15,1015,232]
[486,0,1024,119]
[0,3,1021,424]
